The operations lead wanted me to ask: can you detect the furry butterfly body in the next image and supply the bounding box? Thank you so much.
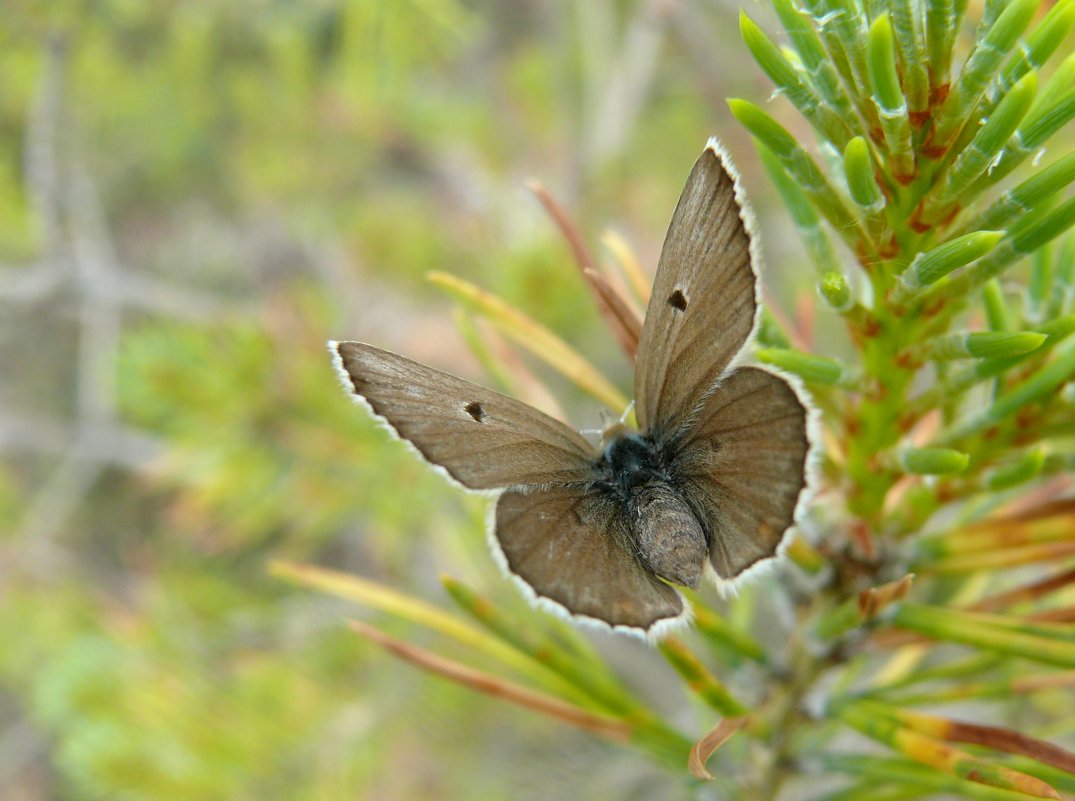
[332,139,812,636]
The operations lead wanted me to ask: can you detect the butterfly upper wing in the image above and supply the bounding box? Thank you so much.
[493,485,686,632]
[670,367,809,579]
[332,341,596,490]
[634,141,758,437]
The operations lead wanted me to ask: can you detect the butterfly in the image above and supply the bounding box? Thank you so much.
[331,139,813,637]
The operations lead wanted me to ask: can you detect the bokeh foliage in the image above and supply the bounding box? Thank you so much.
[3,1,1075,800]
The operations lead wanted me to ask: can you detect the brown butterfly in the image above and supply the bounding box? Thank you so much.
[331,139,813,637]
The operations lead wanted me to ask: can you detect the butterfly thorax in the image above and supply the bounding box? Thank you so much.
[598,432,707,589]
[601,432,665,490]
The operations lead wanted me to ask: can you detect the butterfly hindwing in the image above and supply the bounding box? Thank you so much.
[493,485,687,632]
[670,367,810,579]
[634,141,758,438]
[332,341,596,490]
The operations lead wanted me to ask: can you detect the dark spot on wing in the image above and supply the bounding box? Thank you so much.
[668,289,688,311]
[465,401,485,422]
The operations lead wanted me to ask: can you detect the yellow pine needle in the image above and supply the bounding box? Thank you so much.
[270,561,553,683]
[453,309,548,410]
[930,514,1075,554]
[891,708,1075,775]
[428,271,629,413]
[922,540,1075,573]
[890,729,1060,800]
[784,533,826,574]
[1012,671,1075,693]
[838,702,1062,798]
[871,643,930,687]
[601,229,652,305]
[467,314,568,420]
[933,607,1075,639]
[691,606,768,663]
[452,308,517,391]
[969,567,1075,613]
[889,602,1075,667]
[658,637,749,717]
[890,671,1075,704]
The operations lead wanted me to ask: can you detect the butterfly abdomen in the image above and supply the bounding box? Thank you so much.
[598,432,706,589]
[632,485,706,589]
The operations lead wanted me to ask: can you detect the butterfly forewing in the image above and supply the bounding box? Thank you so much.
[634,142,757,437]
[670,367,809,579]
[494,485,686,631]
[333,342,596,490]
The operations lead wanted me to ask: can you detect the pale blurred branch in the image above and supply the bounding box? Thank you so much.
[0,412,161,469]
[577,0,671,173]
[24,34,67,265]
[0,720,46,788]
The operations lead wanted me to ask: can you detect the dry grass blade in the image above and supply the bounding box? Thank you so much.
[868,629,928,649]
[838,701,1063,799]
[1026,607,1075,623]
[582,268,642,357]
[526,178,596,272]
[888,706,1075,775]
[1006,497,1075,522]
[688,715,750,780]
[944,719,1075,775]
[348,620,632,741]
[527,179,645,353]
[969,567,1075,613]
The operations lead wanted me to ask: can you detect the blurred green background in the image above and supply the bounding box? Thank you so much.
[0,2,809,799]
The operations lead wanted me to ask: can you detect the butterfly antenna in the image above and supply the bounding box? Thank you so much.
[579,408,613,438]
